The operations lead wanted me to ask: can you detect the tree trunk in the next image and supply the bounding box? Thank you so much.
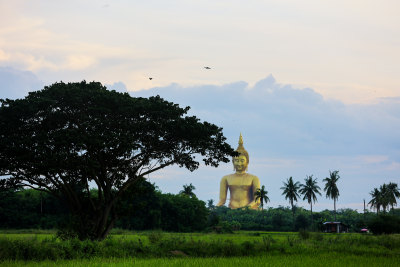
[291,201,295,230]
[334,199,336,221]
[310,202,313,231]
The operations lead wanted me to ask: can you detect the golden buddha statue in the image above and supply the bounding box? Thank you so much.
[216,134,261,209]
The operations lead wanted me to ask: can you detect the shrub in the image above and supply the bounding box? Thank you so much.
[147,231,164,244]
[368,215,400,234]
[298,229,311,240]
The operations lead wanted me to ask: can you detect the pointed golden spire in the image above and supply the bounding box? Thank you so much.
[236,133,249,164]
[238,132,243,146]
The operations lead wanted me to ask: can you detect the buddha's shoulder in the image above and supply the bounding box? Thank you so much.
[221,173,260,180]
[245,173,260,180]
[221,174,235,180]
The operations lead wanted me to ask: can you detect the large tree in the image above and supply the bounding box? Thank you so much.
[323,170,340,221]
[299,175,321,228]
[0,81,235,240]
[280,176,300,224]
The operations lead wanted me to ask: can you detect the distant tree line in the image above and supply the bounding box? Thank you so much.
[2,181,399,233]
[209,206,400,233]
[0,180,208,232]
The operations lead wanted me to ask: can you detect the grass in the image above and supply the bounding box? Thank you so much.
[1,254,399,267]
[0,231,399,265]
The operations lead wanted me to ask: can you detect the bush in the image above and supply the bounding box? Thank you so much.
[368,215,400,234]
[147,231,164,244]
[298,229,311,240]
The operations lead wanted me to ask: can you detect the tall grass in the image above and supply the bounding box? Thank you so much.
[0,232,399,261]
[1,254,399,267]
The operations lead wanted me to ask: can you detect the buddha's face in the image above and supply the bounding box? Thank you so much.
[233,155,248,172]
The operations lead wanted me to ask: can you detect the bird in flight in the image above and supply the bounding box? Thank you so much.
[204,66,211,69]
[149,77,153,80]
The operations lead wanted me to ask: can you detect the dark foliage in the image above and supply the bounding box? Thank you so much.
[212,206,382,232]
[368,215,400,234]
[0,81,235,240]
[0,189,68,229]
[1,184,209,233]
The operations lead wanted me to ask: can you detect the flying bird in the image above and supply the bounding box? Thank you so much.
[149,77,153,80]
[204,66,211,69]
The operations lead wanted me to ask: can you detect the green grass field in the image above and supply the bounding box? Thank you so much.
[1,254,399,267]
[0,230,399,266]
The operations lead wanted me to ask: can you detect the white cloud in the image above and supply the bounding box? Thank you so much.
[133,76,400,210]
[1,1,399,104]
[105,81,128,93]
[0,67,44,99]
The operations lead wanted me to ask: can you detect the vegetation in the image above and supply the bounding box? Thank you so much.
[280,177,300,224]
[254,185,269,210]
[1,182,209,233]
[179,183,196,198]
[1,254,399,267]
[368,214,400,234]
[369,183,400,214]
[3,187,400,234]
[1,82,400,266]
[323,170,340,221]
[0,81,235,240]
[207,199,215,210]
[299,175,321,227]
[0,231,399,263]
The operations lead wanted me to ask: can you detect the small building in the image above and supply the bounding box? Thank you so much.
[323,222,348,233]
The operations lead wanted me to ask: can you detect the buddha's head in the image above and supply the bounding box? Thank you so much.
[233,133,249,173]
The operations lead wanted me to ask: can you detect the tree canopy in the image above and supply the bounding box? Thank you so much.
[0,81,235,240]
[179,183,196,198]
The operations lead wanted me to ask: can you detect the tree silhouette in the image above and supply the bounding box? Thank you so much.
[207,199,215,210]
[299,175,321,228]
[323,170,340,221]
[179,183,196,198]
[0,81,236,240]
[254,185,269,210]
[387,182,400,214]
[280,176,300,224]
[369,183,400,215]
[379,183,390,213]
[369,187,381,214]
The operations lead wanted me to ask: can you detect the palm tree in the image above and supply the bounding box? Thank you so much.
[323,170,340,221]
[387,182,400,214]
[207,199,215,210]
[299,175,321,228]
[379,184,390,213]
[369,187,381,214]
[179,183,196,198]
[280,177,300,224]
[254,185,270,210]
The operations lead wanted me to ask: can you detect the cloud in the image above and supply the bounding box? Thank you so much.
[105,81,128,93]
[131,75,400,159]
[1,71,398,210]
[131,75,400,209]
[0,67,44,99]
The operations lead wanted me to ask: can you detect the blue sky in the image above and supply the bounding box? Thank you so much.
[1,1,399,211]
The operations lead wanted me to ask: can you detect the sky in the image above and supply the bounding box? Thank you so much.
[1,0,399,211]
